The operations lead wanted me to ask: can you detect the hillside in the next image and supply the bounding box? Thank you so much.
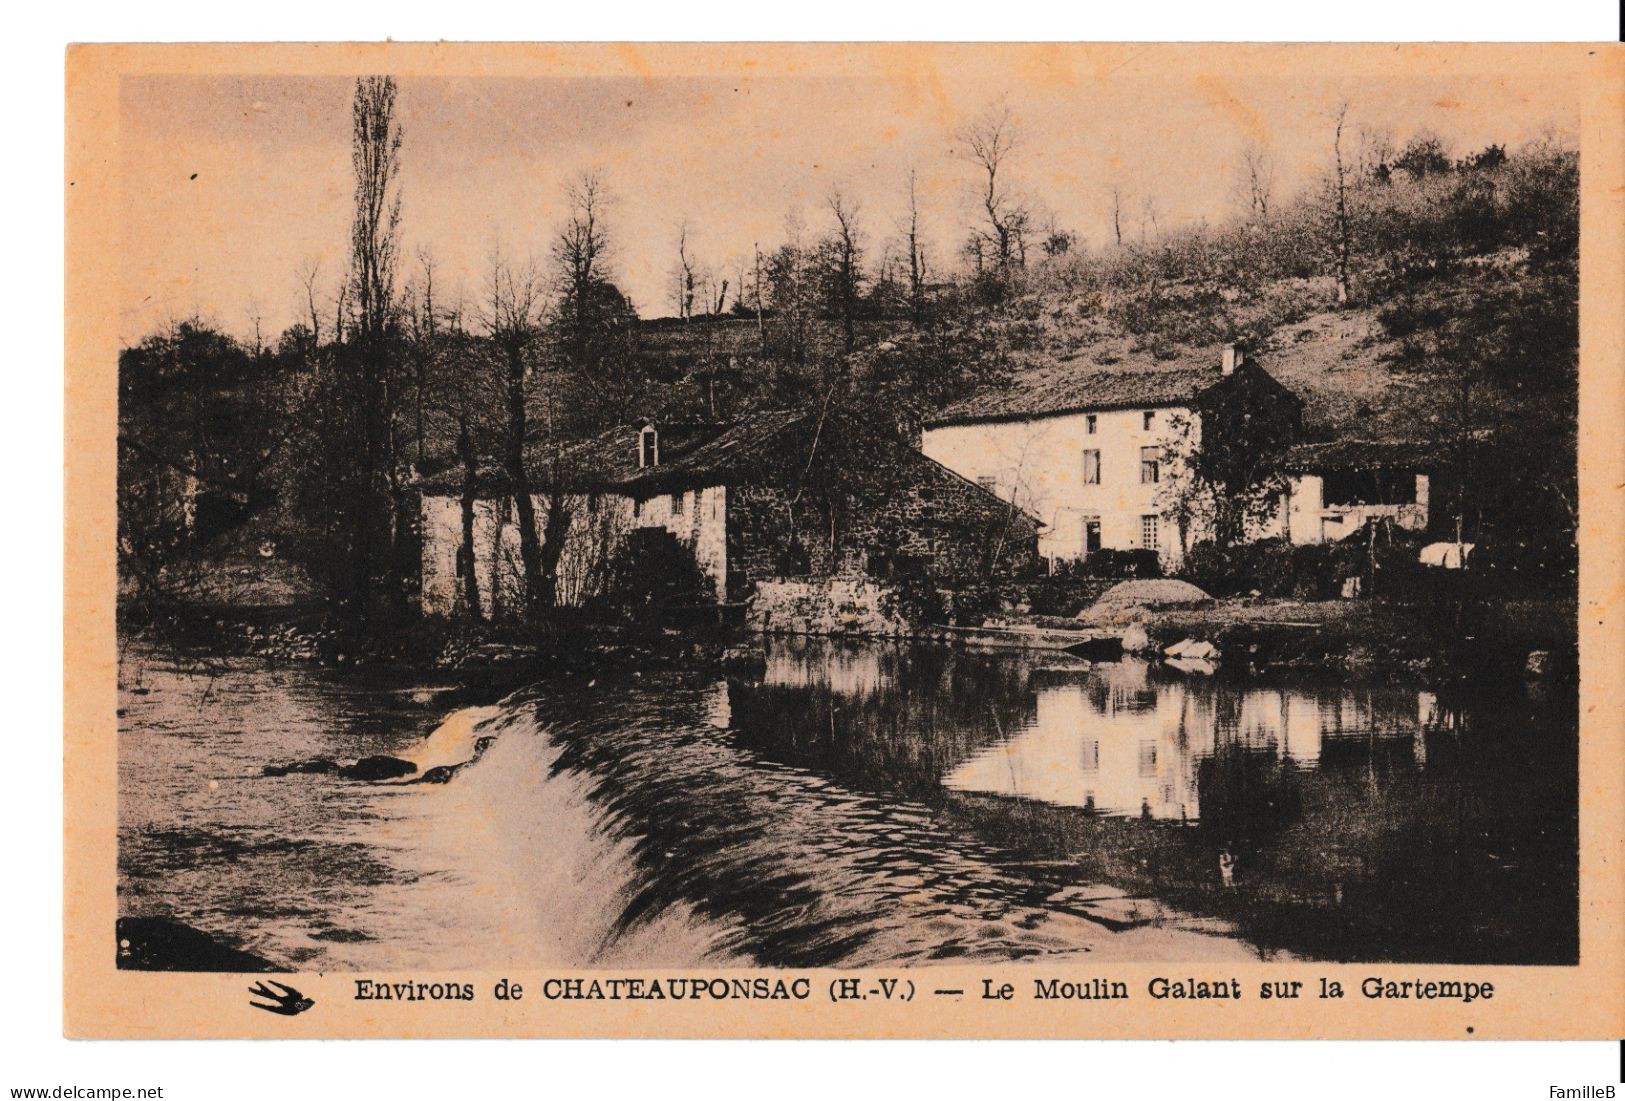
[117,140,1578,615]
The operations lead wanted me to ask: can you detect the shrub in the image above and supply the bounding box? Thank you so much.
[589,528,714,621]
[941,583,1002,627]
[1073,548,1163,579]
[1182,527,1435,600]
[1181,538,1360,599]
[881,572,948,627]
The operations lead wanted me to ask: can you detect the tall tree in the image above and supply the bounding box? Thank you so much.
[904,169,928,326]
[296,257,324,353]
[553,169,611,373]
[1239,141,1275,218]
[481,247,548,619]
[824,187,863,352]
[415,299,494,622]
[551,169,637,421]
[765,209,814,368]
[956,104,1029,281]
[672,216,697,321]
[404,248,438,465]
[345,74,407,619]
[1329,101,1354,306]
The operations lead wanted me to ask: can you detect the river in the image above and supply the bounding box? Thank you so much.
[117,636,1578,970]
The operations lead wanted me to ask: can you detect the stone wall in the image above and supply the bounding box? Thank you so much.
[420,485,727,620]
[628,484,728,599]
[723,440,1041,600]
[746,576,914,636]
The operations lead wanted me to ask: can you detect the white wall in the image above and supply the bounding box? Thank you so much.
[627,484,728,599]
[921,406,1196,565]
[420,484,728,618]
[1282,473,1430,544]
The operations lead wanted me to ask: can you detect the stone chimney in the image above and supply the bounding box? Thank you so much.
[1221,343,1243,376]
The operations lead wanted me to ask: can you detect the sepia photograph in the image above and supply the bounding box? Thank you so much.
[55,41,1622,1050]
[109,51,1586,977]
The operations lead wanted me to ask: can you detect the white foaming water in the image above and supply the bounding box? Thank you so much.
[117,648,742,972]
[362,705,742,969]
[397,704,504,774]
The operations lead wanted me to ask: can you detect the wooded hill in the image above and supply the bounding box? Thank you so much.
[117,112,1578,620]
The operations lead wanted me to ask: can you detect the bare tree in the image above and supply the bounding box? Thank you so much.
[1330,101,1354,306]
[481,245,548,619]
[903,169,927,325]
[552,169,611,373]
[956,104,1029,276]
[1139,194,1162,242]
[767,209,814,366]
[825,187,863,352]
[296,257,324,351]
[244,299,265,357]
[404,248,438,464]
[752,243,766,347]
[672,217,698,320]
[1356,123,1396,181]
[332,279,350,347]
[1239,141,1276,217]
[417,301,491,622]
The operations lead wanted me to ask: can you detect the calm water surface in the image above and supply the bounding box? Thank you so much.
[118,637,1577,969]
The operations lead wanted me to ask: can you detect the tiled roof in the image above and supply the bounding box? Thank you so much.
[1284,438,1435,472]
[416,410,811,497]
[925,349,1226,426]
[614,409,810,495]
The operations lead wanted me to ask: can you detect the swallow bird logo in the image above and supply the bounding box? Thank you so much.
[248,979,315,1016]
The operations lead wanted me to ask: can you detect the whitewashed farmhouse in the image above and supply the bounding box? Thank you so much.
[921,344,1432,568]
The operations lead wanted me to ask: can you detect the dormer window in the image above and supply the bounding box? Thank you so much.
[638,423,659,468]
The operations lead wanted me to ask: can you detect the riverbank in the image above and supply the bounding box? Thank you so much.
[124,600,732,690]
[1071,594,1577,682]
[122,585,1577,691]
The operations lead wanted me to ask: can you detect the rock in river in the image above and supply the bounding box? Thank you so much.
[338,755,419,781]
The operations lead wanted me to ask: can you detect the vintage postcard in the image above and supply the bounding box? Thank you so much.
[65,42,1624,1039]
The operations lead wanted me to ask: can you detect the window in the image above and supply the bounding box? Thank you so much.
[1322,469,1417,506]
[1080,740,1100,773]
[1143,411,1155,431]
[1083,517,1102,554]
[1082,449,1101,485]
[1138,740,1159,778]
[638,424,659,468]
[1086,414,1097,434]
[1141,514,1160,550]
[1140,445,1161,484]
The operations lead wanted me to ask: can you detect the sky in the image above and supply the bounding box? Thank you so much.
[116,48,1580,345]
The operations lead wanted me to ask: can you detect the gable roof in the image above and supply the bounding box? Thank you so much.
[614,408,810,496]
[924,348,1233,428]
[416,408,1042,529]
[416,409,814,498]
[1284,438,1439,473]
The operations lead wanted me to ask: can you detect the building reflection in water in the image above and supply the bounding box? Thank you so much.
[944,659,1440,822]
[760,639,894,697]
